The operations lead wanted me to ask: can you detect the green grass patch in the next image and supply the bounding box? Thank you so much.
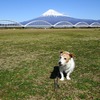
[0,29,100,100]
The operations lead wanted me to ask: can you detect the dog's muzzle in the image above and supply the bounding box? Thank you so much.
[58,62,62,66]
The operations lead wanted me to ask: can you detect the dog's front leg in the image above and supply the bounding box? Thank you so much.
[60,72,64,81]
[66,71,72,80]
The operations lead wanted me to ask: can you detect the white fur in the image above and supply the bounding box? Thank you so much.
[59,55,75,81]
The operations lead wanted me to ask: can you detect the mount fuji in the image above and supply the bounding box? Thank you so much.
[21,9,100,25]
[42,9,64,16]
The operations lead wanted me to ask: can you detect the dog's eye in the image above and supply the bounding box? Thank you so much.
[60,57,61,59]
[64,58,66,60]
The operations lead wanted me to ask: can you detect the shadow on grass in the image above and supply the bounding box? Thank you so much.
[50,66,68,91]
[50,66,60,90]
[50,66,60,79]
[50,66,67,79]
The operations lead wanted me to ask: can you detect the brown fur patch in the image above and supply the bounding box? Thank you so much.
[60,51,71,62]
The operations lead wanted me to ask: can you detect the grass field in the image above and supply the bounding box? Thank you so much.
[0,28,100,100]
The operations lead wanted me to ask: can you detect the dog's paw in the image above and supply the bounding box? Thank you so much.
[60,78,64,81]
[66,77,71,80]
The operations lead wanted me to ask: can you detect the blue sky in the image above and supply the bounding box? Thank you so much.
[0,0,100,22]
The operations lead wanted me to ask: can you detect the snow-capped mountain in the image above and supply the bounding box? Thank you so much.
[21,9,100,25]
[42,9,64,16]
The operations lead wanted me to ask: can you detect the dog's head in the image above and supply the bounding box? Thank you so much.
[58,51,74,66]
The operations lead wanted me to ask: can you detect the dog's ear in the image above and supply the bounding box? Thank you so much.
[69,53,74,58]
[60,51,63,54]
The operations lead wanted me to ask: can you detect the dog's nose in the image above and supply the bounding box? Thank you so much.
[59,62,62,66]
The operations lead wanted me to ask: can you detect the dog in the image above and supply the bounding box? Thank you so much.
[58,51,75,81]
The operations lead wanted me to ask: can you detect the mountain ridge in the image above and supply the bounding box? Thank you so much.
[21,9,100,25]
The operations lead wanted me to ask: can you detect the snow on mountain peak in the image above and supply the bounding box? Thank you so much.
[42,9,64,16]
